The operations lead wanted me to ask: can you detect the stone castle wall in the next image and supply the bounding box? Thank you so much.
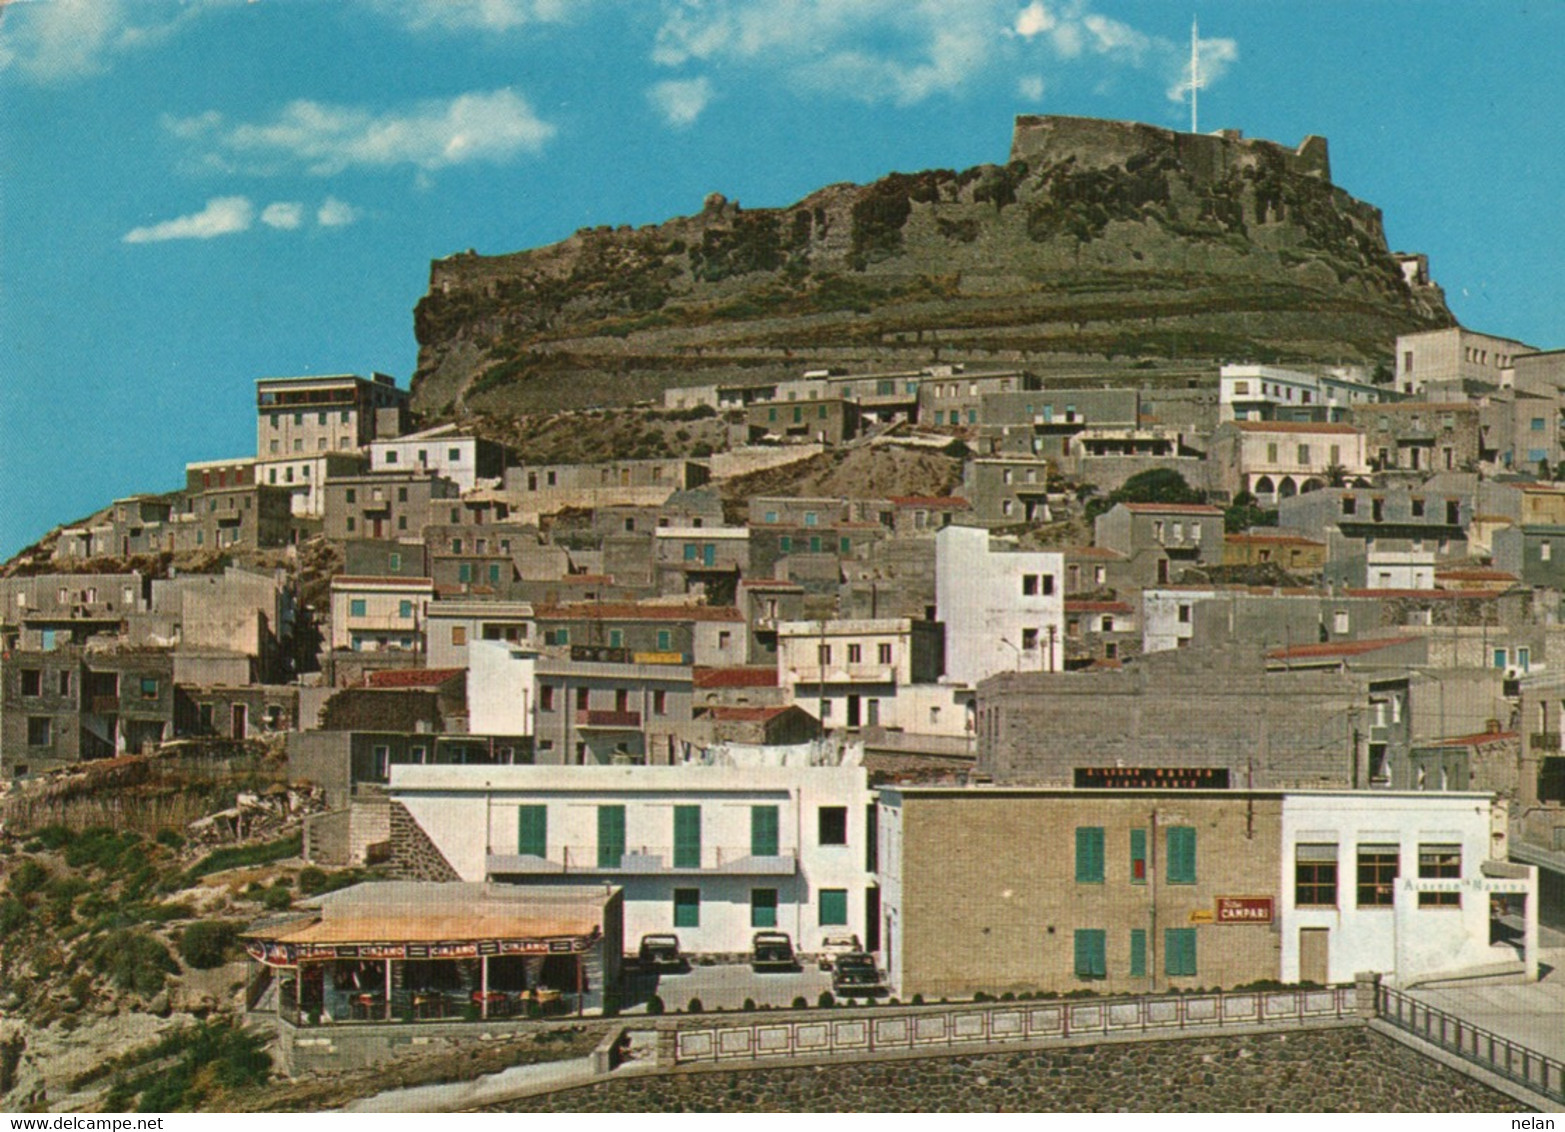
[1010,115,1331,183]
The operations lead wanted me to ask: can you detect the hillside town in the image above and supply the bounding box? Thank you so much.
[5,311,1564,1069]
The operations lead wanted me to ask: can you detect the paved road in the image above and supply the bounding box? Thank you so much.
[1403,946,1565,1063]
[626,961,839,1013]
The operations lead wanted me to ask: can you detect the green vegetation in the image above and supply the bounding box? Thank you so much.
[1084,468,1207,522]
[178,920,240,969]
[1224,492,1280,533]
[184,834,302,884]
[101,1021,271,1112]
[82,929,179,996]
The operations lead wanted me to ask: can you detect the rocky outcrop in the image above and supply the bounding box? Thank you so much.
[411,116,1452,418]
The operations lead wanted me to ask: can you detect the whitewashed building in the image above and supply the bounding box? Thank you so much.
[388,748,875,959]
[467,640,537,738]
[935,525,1064,683]
[328,576,435,653]
[775,618,943,730]
[1280,791,1537,986]
[368,425,505,493]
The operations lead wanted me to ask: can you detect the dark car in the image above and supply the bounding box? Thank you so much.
[831,953,885,995]
[636,934,686,972]
[751,931,796,971]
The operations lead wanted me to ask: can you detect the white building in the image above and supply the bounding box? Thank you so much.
[328,576,435,653]
[1363,549,1437,591]
[1219,364,1383,423]
[388,751,875,959]
[775,618,944,730]
[936,525,1064,683]
[467,640,536,737]
[368,425,504,494]
[1281,792,1537,985]
[426,601,535,668]
[1139,587,1218,653]
[1212,421,1371,504]
[1394,327,1538,396]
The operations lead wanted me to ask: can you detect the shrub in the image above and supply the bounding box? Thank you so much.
[179,921,238,969]
[85,930,179,997]
[645,994,664,1016]
[260,886,292,912]
[817,991,835,1009]
[972,991,992,1003]
[685,996,704,1014]
[296,867,328,896]
[184,835,302,883]
[155,829,185,850]
[742,997,757,1013]
[911,994,924,1006]
[0,898,29,937]
[7,858,49,897]
[791,995,808,1010]
[602,991,621,1018]
[1000,991,1016,1002]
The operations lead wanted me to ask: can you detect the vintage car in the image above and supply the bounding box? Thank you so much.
[636,934,686,972]
[830,952,886,995]
[816,933,863,971]
[750,931,796,971]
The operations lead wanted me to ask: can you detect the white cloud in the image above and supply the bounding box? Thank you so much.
[367,0,575,33]
[1083,13,1150,62]
[171,88,557,175]
[1017,74,1045,101]
[648,77,713,128]
[1169,34,1240,105]
[122,196,254,244]
[260,202,305,230]
[316,197,360,228]
[1014,2,1056,39]
[0,0,218,83]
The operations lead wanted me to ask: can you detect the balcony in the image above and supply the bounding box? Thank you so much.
[486,844,798,877]
[1531,732,1561,752]
[576,708,641,728]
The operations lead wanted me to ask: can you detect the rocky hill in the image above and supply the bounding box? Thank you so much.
[410,115,1452,418]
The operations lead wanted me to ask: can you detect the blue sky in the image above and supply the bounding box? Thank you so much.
[2,0,1562,557]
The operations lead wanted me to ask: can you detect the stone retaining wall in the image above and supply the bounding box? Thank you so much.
[503,1027,1524,1112]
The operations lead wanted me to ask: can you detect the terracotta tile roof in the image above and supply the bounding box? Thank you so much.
[1434,567,1516,580]
[1121,503,1224,515]
[1266,636,1419,661]
[331,575,436,587]
[366,668,465,688]
[1232,421,1362,434]
[1065,600,1133,614]
[535,603,744,622]
[1438,729,1519,747]
[693,666,780,689]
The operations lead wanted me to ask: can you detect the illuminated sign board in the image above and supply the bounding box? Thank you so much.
[1073,767,1231,789]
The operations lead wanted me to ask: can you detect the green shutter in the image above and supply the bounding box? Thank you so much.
[751,805,779,856]
[809,536,822,553]
[674,805,702,869]
[609,629,622,648]
[1165,928,1196,977]
[517,805,547,858]
[1129,929,1147,977]
[1167,827,1197,885]
[1130,828,1147,884]
[597,805,625,868]
[673,888,700,928]
[819,888,848,926]
[657,629,671,651]
[780,535,792,552]
[1075,827,1105,883]
[1073,929,1106,978]
[751,888,778,928]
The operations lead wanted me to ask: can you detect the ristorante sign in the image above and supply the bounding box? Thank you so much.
[1074,767,1231,789]
[244,936,590,966]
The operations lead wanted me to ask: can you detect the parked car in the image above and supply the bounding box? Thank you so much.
[817,933,863,971]
[636,934,686,972]
[751,931,796,971]
[831,952,885,995]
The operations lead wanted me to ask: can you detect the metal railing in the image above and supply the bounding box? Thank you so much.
[1376,983,1565,1103]
[673,985,1354,1064]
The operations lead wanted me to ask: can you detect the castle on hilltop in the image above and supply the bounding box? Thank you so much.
[1009,114,1331,184]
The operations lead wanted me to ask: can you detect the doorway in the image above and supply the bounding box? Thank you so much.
[232,703,247,740]
[1299,927,1329,985]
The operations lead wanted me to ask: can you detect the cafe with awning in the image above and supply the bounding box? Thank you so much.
[244,882,623,1024]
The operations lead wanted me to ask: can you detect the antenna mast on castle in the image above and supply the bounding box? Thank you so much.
[1190,16,1200,134]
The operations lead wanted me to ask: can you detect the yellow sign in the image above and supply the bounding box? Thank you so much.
[632,651,685,666]
[1188,909,1215,924]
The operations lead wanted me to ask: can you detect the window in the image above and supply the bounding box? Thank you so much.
[804,512,818,527]
[1075,827,1105,883]
[1023,574,1039,596]
[780,536,793,553]
[657,629,672,651]
[1165,826,1196,884]
[1418,843,1462,907]
[397,487,408,503]
[597,805,626,869]
[751,888,778,928]
[673,888,701,928]
[1297,445,1311,465]
[1356,844,1398,907]
[389,552,402,571]
[819,889,848,926]
[398,600,413,619]
[449,448,462,462]
[1341,496,1356,516]
[653,689,667,716]
[1533,418,1547,432]
[1294,844,1338,907]
[57,671,70,697]
[684,543,698,562]
[489,564,502,585]
[19,669,40,697]
[818,644,832,666]
[674,805,701,869]
[517,805,547,857]
[877,643,893,665]
[1130,828,1147,884]
[459,564,473,584]
[1164,928,1197,977]
[1073,929,1107,979]
[346,488,357,504]
[751,805,780,856]
[540,684,555,711]
[819,806,848,846]
[1129,929,1147,977]
[28,717,51,746]
[847,644,863,664]
[451,626,468,647]
[1177,604,1191,624]
[1545,541,1553,562]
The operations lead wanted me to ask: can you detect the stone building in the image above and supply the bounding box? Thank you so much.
[322,472,462,542]
[1354,402,1484,474]
[1393,326,1537,396]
